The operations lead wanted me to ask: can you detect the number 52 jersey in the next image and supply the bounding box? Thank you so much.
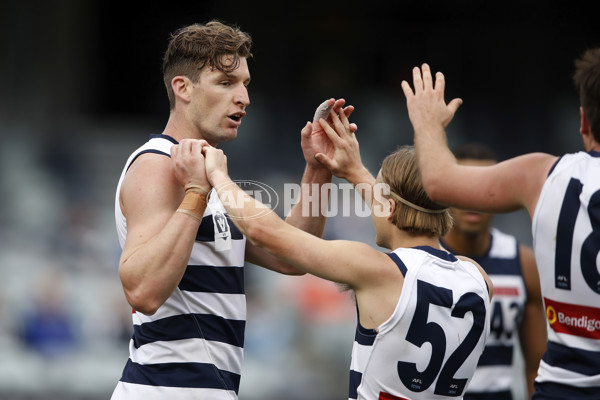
[532,150,600,394]
[349,246,491,400]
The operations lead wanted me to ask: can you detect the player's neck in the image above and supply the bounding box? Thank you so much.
[162,114,189,142]
[389,230,441,251]
[441,229,490,257]
[588,142,600,152]
[163,111,207,143]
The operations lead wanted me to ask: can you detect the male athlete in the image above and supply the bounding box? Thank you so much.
[112,20,352,399]
[403,49,600,399]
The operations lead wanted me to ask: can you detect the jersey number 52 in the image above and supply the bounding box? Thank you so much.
[397,280,486,397]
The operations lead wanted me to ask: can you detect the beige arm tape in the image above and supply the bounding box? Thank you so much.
[176,192,208,222]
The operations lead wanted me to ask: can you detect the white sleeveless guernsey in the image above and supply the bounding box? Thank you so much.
[531,150,600,399]
[111,134,247,400]
[442,228,527,400]
[349,246,491,400]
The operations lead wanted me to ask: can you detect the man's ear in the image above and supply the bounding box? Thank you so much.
[386,197,396,222]
[580,106,590,136]
[172,76,192,104]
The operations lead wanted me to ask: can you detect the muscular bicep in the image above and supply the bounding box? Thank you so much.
[119,155,183,259]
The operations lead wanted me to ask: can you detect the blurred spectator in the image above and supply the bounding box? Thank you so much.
[20,271,78,358]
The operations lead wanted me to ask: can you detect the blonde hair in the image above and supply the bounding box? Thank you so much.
[380,145,453,236]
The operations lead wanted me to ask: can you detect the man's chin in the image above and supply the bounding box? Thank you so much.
[452,219,484,234]
[459,225,486,236]
[217,130,238,144]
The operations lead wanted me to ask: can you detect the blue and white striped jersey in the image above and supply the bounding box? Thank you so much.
[531,150,600,399]
[112,134,247,400]
[349,246,491,400]
[442,228,527,400]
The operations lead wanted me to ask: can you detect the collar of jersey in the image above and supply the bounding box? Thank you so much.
[150,133,178,144]
[412,245,458,262]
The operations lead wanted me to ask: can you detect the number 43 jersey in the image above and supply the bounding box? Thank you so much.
[532,150,600,396]
[349,246,491,400]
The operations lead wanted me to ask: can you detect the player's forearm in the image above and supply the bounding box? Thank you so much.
[345,165,376,207]
[344,164,375,188]
[413,128,457,203]
[525,368,537,398]
[520,303,547,398]
[285,164,332,237]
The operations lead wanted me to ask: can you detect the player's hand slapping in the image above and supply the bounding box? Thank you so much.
[401,63,462,137]
[301,98,357,169]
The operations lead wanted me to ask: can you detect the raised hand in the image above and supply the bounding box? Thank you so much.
[401,63,463,134]
[314,108,364,182]
[170,139,211,195]
[301,98,357,168]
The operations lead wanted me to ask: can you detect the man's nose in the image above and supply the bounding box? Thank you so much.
[234,85,250,107]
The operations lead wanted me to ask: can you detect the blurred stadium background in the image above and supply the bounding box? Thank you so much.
[0,1,598,399]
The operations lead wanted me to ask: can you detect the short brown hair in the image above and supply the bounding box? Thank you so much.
[162,20,253,109]
[573,47,600,142]
[380,145,453,236]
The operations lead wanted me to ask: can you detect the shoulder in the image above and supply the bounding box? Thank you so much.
[456,255,494,300]
[123,152,177,193]
[120,151,181,216]
[510,153,558,213]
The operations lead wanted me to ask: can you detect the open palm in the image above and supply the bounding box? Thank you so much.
[301,98,355,168]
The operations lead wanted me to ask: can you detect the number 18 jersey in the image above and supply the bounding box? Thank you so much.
[531,150,600,398]
[349,246,491,400]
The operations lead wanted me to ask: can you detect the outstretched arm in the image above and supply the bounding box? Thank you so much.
[402,64,557,216]
[203,146,392,288]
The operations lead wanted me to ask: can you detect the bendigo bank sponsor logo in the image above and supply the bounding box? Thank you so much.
[545,297,600,339]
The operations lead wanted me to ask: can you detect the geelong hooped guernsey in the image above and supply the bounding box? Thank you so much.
[349,246,491,400]
[112,134,247,400]
[531,150,600,399]
[441,228,527,400]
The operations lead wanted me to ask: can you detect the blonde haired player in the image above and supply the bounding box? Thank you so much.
[176,109,494,399]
